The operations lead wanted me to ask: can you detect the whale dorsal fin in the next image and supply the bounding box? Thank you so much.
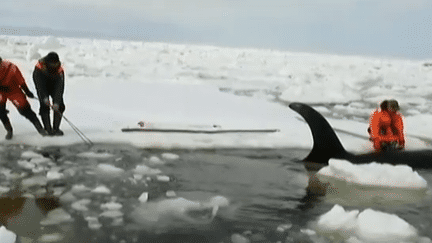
[289,102,347,163]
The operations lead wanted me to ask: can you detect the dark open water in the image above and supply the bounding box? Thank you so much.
[0,143,431,243]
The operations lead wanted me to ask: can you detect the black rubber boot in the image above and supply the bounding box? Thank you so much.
[52,111,64,136]
[1,118,13,140]
[20,107,48,136]
[40,112,53,135]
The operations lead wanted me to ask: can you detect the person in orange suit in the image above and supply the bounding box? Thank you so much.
[368,99,405,151]
[0,56,47,140]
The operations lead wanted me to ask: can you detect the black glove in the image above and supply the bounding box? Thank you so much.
[21,86,35,99]
[26,91,35,99]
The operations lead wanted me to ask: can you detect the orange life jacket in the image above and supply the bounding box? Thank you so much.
[35,61,64,74]
[369,109,405,150]
[0,61,26,92]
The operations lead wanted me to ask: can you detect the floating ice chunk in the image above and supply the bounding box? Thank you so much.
[318,159,427,189]
[166,190,176,197]
[77,152,114,159]
[111,217,124,226]
[17,160,35,169]
[161,153,179,160]
[0,186,10,194]
[138,192,148,203]
[71,199,91,211]
[92,185,111,194]
[148,156,163,165]
[85,216,102,230]
[134,165,162,175]
[100,210,123,218]
[40,208,74,226]
[357,208,417,242]
[101,202,122,211]
[71,184,91,193]
[22,175,47,188]
[316,204,358,236]
[38,233,64,242]
[276,223,293,232]
[30,157,52,164]
[156,175,170,182]
[21,150,44,159]
[59,191,77,203]
[315,204,419,242]
[0,226,16,243]
[47,171,64,181]
[208,196,230,207]
[231,233,250,243]
[97,163,125,174]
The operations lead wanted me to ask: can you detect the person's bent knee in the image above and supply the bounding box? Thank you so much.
[39,103,50,115]
[58,103,66,113]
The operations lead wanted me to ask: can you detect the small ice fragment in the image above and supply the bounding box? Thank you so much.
[149,156,162,164]
[71,199,91,211]
[0,226,16,243]
[85,216,102,230]
[40,208,73,225]
[97,164,124,174]
[38,233,64,242]
[100,210,123,218]
[21,151,43,159]
[300,228,316,235]
[209,196,229,207]
[231,233,250,243]
[101,202,122,211]
[17,160,35,169]
[92,185,111,194]
[133,174,143,180]
[71,184,91,193]
[30,157,52,164]
[111,217,124,226]
[22,175,48,187]
[156,175,170,182]
[166,190,176,197]
[161,153,179,160]
[47,171,64,181]
[138,192,148,203]
[59,191,77,203]
[134,165,162,175]
[0,186,10,194]
[77,152,114,159]
[276,223,293,232]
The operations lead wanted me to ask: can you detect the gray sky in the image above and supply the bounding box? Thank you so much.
[1,0,432,59]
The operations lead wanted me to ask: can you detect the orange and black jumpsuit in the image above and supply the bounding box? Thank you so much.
[369,109,405,151]
[0,60,44,134]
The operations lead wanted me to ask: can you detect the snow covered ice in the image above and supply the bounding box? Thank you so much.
[0,35,432,242]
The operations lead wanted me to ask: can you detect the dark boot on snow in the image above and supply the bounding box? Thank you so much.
[20,107,48,136]
[52,112,64,136]
[40,112,53,135]
[3,120,13,140]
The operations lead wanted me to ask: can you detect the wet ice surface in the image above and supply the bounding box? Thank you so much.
[0,143,431,243]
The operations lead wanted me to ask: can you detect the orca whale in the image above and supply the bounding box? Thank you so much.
[289,102,432,169]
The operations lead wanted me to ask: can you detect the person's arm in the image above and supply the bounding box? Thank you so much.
[52,70,65,105]
[394,114,405,148]
[33,67,49,100]
[11,64,35,98]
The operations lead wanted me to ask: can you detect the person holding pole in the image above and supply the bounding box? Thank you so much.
[0,56,47,140]
[33,52,66,136]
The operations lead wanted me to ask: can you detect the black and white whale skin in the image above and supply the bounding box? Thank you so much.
[289,102,432,169]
